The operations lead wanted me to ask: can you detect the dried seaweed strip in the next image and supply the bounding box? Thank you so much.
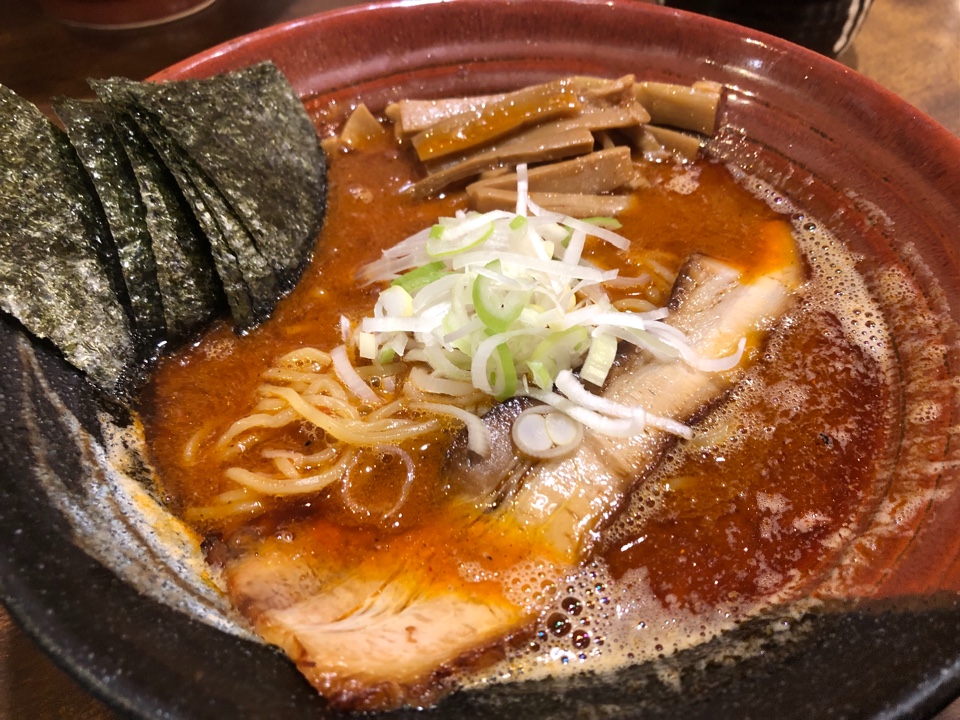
[91,81,224,341]
[117,115,225,339]
[133,62,327,291]
[184,166,279,326]
[54,98,167,353]
[0,85,134,393]
[149,151,259,329]
[113,90,279,327]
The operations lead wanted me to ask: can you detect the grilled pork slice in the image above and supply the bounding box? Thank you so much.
[227,542,527,709]
[224,254,802,710]
[503,254,803,561]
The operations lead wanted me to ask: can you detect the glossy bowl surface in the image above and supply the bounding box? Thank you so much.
[1,1,959,718]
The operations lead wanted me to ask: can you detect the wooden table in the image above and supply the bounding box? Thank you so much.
[0,0,957,717]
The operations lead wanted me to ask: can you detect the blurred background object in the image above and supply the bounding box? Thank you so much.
[665,0,873,56]
[39,0,220,29]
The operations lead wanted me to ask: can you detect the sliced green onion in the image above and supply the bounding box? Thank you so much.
[580,332,618,386]
[489,343,518,401]
[472,260,532,333]
[426,212,507,258]
[600,324,682,361]
[353,180,730,455]
[515,411,553,452]
[422,344,472,381]
[391,261,450,294]
[545,411,580,446]
[512,405,585,459]
[527,359,554,390]
[530,326,590,370]
[582,216,623,230]
[358,331,378,360]
[426,221,494,258]
[538,222,569,245]
[376,285,414,318]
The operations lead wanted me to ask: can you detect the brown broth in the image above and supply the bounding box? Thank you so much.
[602,308,887,609]
[140,126,892,676]
[142,137,465,515]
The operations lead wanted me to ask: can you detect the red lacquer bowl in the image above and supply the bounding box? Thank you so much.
[2,1,958,718]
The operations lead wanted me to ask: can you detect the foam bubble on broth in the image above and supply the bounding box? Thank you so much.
[733,168,895,370]
[663,165,701,196]
[465,556,817,689]
[463,170,902,690]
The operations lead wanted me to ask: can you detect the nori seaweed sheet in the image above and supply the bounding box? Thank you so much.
[90,80,224,342]
[131,62,327,291]
[53,98,167,354]
[105,81,279,328]
[0,65,328,392]
[172,159,279,327]
[0,84,135,394]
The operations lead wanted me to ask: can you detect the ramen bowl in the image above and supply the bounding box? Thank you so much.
[1,1,958,718]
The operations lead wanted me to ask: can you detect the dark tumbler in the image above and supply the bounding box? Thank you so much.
[663,0,874,56]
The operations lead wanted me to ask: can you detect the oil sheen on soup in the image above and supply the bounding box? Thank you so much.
[140,101,896,699]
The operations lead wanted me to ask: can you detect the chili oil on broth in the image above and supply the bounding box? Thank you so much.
[466,180,899,684]
[139,128,896,690]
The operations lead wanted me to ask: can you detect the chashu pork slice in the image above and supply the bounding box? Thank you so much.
[228,545,526,709]
[502,254,804,561]
[224,252,803,711]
